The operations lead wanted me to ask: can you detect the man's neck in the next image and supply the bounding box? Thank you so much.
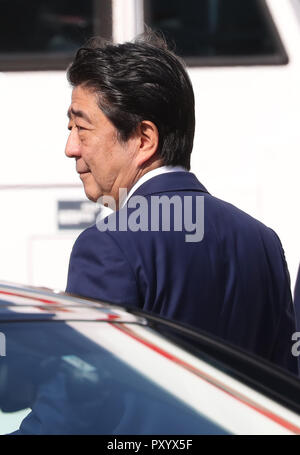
[112,157,164,209]
[121,164,188,208]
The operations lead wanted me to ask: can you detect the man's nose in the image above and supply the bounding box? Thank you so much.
[65,128,81,158]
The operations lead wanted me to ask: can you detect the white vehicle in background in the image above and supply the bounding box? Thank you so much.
[0,0,300,291]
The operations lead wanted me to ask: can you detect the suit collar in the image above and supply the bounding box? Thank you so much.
[130,171,209,198]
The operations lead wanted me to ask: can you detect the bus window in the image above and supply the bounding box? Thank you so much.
[144,0,288,66]
[0,0,112,71]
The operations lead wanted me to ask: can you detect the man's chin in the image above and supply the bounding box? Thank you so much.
[85,193,98,203]
[81,178,101,203]
[84,188,101,203]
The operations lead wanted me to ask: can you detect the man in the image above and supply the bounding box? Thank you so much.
[65,33,297,374]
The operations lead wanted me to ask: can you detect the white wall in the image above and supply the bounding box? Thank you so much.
[0,72,84,290]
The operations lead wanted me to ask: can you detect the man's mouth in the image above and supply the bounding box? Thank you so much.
[78,171,91,181]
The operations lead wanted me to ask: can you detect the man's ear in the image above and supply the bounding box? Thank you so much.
[135,120,159,167]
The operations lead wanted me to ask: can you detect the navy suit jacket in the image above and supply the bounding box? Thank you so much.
[294,265,300,327]
[67,172,297,374]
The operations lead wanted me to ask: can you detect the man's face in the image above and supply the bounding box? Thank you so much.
[66,85,139,203]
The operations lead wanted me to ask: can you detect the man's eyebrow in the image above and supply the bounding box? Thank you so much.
[67,108,92,123]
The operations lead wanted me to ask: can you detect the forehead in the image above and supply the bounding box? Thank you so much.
[71,85,97,106]
[68,85,102,121]
[67,85,118,135]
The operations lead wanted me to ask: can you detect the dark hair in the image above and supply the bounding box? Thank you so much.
[67,31,195,169]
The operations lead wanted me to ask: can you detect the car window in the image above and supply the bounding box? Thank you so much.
[0,0,112,70]
[144,0,288,66]
[0,321,229,435]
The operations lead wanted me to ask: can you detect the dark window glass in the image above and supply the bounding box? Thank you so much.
[144,0,288,66]
[0,321,229,435]
[0,0,112,70]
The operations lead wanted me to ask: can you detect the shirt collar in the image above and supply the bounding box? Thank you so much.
[121,165,187,207]
[96,165,187,219]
